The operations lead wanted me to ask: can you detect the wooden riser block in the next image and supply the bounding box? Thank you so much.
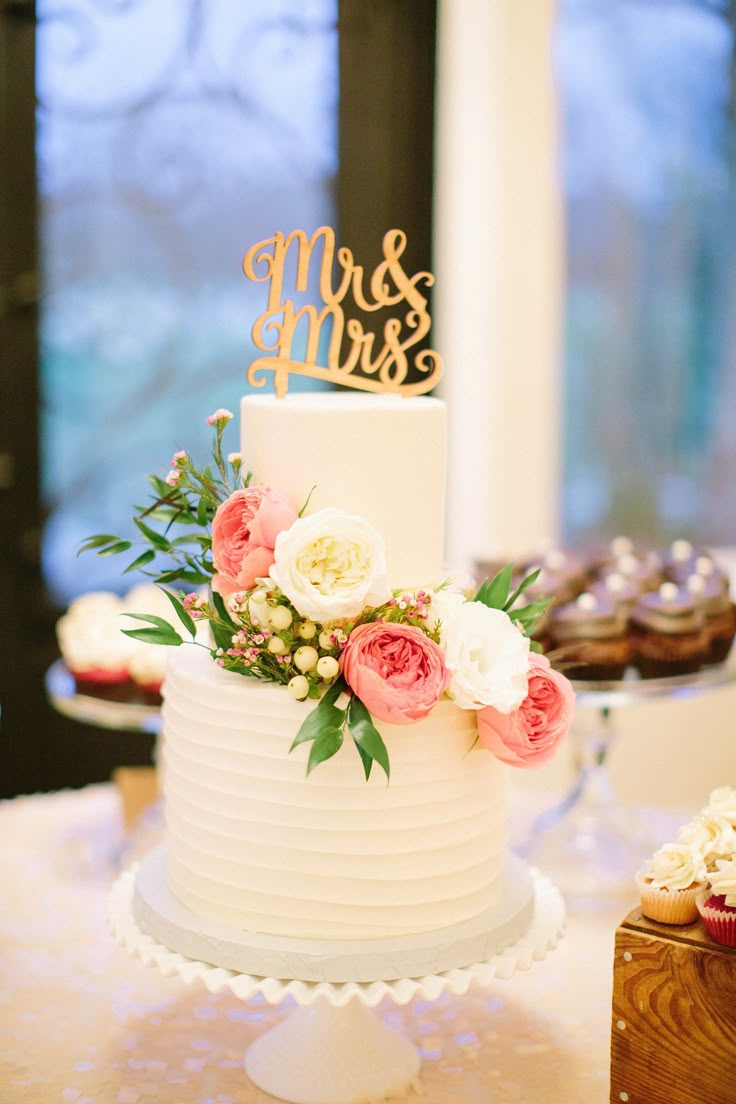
[610,907,736,1104]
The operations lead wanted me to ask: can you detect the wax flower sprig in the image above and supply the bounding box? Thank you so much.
[81,410,567,782]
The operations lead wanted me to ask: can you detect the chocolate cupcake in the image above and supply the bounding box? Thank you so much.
[686,574,736,664]
[668,551,730,593]
[587,534,636,573]
[629,582,709,678]
[549,591,630,681]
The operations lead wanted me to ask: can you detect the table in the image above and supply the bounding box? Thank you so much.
[0,785,685,1103]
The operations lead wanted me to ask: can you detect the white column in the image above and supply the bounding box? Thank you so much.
[434,0,564,570]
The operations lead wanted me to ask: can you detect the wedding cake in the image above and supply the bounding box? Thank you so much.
[90,228,573,982]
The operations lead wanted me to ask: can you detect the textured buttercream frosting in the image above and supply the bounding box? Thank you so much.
[163,645,509,941]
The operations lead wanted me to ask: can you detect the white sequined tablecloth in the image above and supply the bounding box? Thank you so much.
[0,785,632,1104]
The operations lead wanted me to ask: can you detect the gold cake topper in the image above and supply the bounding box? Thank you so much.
[243,227,443,398]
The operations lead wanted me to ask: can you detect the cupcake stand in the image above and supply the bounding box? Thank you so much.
[526,656,736,904]
[108,851,565,1104]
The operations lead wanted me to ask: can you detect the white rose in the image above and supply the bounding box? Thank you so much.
[704,785,736,827]
[441,600,529,713]
[269,508,391,622]
[426,587,466,631]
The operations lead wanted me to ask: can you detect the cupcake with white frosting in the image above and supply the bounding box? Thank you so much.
[703,785,736,828]
[636,842,707,925]
[122,584,179,704]
[697,857,736,947]
[56,591,135,701]
[677,813,736,873]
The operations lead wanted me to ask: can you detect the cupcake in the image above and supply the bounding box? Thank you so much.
[629,582,709,678]
[703,785,736,828]
[128,644,168,706]
[587,534,636,574]
[667,550,729,592]
[677,812,736,873]
[697,857,736,947]
[686,574,736,665]
[636,842,707,925]
[56,592,134,701]
[548,591,630,680]
[591,571,639,617]
[600,551,662,595]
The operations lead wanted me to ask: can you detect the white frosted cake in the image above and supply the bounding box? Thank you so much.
[125,387,572,981]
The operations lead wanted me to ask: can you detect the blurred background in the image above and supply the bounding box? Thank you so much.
[1,0,736,801]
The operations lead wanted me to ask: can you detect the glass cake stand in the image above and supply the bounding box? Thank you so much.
[109,860,565,1104]
[524,655,736,907]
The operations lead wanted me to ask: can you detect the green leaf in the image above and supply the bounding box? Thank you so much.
[290,701,346,751]
[504,568,541,612]
[77,534,121,556]
[197,494,210,527]
[474,562,514,610]
[306,726,344,775]
[354,740,374,781]
[134,516,172,551]
[347,696,390,782]
[121,625,183,646]
[529,639,545,653]
[511,597,553,630]
[96,540,132,557]
[157,587,197,639]
[122,549,157,575]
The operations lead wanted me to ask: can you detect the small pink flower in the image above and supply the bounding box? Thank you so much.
[171,450,187,466]
[227,452,242,463]
[477,653,574,769]
[165,469,181,486]
[340,622,450,726]
[211,486,298,596]
[206,408,234,426]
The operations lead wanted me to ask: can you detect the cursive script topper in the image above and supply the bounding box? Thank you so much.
[243,227,443,398]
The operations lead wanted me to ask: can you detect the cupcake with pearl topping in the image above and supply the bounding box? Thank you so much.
[686,574,736,665]
[629,581,709,678]
[548,590,630,680]
[697,857,736,946]
[636,842,707,925]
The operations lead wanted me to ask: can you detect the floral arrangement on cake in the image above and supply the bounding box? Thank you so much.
[82,409,574,780]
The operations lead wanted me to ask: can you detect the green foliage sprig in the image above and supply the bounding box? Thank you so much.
[473,562,552,653]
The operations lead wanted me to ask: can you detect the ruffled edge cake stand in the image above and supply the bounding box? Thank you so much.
[108,860,565,1104]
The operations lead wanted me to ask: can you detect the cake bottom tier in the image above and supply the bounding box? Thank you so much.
[133,845,535,983]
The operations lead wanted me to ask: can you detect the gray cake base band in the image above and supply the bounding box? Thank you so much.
[132,845,536,983]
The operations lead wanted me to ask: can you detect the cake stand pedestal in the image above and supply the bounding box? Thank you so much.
[108,865,565,1104]
[525,657,736,907]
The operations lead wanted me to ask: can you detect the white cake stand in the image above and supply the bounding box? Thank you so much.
[108,864,565,1104]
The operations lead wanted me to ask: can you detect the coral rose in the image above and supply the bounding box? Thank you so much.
[477,653,574,768]
[340,622,450,726]
[211,487,297,596]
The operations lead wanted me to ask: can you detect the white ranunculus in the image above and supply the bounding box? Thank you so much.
[269,508,391,622]
[441,600,529,713]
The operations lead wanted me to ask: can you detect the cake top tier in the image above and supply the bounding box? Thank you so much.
[240,391,447,590]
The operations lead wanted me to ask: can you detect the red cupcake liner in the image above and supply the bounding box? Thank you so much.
[696,892,736,947]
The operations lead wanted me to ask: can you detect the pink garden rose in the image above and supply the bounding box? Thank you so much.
[477,653,574,768]
[211,487,297,595]
[340,622,450,726]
